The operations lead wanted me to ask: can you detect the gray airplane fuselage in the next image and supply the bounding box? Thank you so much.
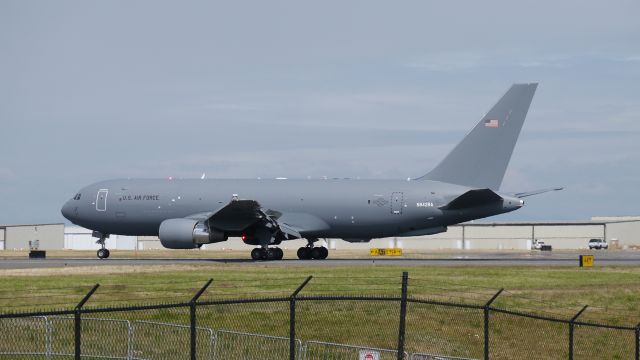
[62,178,523,240]
[61,83,542,259]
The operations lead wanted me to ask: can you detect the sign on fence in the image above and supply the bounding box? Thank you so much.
[370,248,402,256]
[360,349,381,360]
[305,340,404,360]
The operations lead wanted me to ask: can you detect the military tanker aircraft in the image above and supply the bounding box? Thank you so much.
[61,83,560,260]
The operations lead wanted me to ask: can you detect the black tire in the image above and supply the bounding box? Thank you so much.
[97,249,107,259]
[274,248,284,260]
[318,247,329,260]
[297,247,310,260]
[251,248,262,260]
[310,247,322,259]
[104,249,110,259]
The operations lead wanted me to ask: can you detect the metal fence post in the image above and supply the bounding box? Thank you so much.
[190,279,213,360]
[483,288,503,360]
[634,322,639,360]
[44,316,52,360]
[568,305,588,360]
[125,320,133,360]
[75,284,99,360]
[397,272,409,360]
[290,276,312,360]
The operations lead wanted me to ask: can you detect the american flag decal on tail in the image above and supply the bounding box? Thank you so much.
[484,119,499,128]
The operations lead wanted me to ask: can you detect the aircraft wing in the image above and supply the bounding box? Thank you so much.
[186,200,329,239]
[277,212,331,236]
[186,200,262,232]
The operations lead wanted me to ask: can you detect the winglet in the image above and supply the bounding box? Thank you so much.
[416,83,538,190]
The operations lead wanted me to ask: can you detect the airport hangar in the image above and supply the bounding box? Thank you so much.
[1,216,639,252]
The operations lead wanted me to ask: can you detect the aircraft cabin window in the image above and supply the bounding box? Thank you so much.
[73,193,81,200]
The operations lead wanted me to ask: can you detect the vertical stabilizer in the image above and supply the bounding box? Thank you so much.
[416,83,537,189]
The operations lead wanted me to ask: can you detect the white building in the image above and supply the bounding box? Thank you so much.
[117,216,640,251]
[0,223,64,250]
[2,216,639,251]
[64,226,137,250]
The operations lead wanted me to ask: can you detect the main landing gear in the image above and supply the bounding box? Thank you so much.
[94,232,110,259]
[297,238,328,260]
[251,247,284,261]
[249,227,284,261]
[246,229,329,261]
[297,246,328,260]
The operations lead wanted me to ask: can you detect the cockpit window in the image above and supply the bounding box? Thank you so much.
[73,193,81,200]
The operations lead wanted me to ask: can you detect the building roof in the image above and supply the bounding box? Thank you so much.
[0,223,65,229]
[463,215,640,227]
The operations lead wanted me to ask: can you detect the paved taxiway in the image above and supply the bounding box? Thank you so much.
[1,251,639,269]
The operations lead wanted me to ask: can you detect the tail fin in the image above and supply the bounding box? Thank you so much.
[416,83,538,190]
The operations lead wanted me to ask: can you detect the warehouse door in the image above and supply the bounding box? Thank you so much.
[96,189,108,212]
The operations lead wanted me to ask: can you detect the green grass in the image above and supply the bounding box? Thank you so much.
[1,264,639,359]
[1,265,639,322]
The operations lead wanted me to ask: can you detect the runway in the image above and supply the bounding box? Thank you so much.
[1,251,639,269]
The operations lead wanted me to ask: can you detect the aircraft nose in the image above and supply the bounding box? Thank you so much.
[61,201,74,221]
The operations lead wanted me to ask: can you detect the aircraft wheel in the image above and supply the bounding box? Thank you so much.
[97,249,108,259]
[104,249,110,258]
[310,247,322,260]
[317,247,328,260]
[251,248,262,260]
[297,247,311,260]
[273,247,284,260]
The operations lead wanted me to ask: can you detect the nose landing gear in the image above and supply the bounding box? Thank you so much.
[97,248,110,259]
[93,232,110,259]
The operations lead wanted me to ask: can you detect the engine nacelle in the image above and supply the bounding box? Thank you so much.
[159,218,228,249]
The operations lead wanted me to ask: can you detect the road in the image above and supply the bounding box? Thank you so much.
[1,251,639,269]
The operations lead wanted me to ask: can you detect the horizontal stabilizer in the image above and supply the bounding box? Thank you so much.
[441,189,503,210]
[514,187,564,198]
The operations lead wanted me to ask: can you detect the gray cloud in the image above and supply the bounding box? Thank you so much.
[1,0,639,224]
[0,168,15,180]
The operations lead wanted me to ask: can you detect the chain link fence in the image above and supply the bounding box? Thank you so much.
[1,272,639,359]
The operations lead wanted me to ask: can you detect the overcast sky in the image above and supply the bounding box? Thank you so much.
[1,0,639,224]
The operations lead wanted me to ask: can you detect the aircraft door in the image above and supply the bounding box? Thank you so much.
[391,192,404,214]
[96,189,108,212]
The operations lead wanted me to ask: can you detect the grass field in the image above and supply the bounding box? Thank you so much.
[1,262,639,324]
[1,262,639,358]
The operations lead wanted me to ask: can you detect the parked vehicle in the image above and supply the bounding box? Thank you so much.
[533,239,546,250]
[588,238,608,250]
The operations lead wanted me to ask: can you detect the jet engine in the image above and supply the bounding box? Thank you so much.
[158,218,227,249]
